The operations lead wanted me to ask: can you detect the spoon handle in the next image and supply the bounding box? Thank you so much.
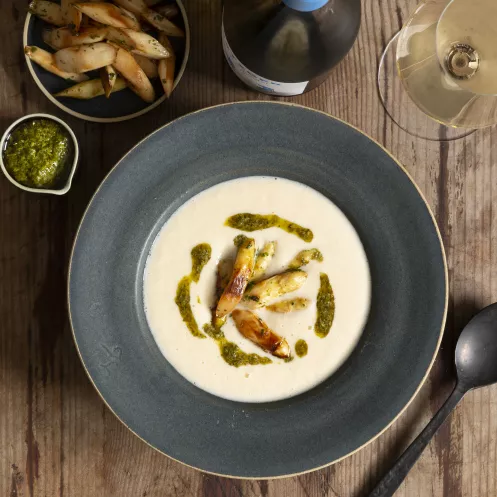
[368,385,465,497]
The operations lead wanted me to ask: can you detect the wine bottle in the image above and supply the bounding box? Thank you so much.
[222,0,361,96]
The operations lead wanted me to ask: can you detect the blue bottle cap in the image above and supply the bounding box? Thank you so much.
[283,0,329,12]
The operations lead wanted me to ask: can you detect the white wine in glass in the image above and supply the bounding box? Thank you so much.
[378,0,497,141]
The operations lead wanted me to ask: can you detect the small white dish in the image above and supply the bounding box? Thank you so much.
[0,113,79,195]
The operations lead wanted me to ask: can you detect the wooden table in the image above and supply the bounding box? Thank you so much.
[1,1,496,496]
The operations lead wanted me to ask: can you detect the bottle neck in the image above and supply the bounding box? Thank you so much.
[283,0,329,12]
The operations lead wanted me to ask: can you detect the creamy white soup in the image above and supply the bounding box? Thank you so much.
[143,177,371,403]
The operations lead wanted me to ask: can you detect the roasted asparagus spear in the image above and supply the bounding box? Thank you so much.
[232,309,290,359]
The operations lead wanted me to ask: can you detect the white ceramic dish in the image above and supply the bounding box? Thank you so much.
[0,113,79,195]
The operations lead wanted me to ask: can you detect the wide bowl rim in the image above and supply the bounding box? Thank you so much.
[67,101,448,479]
[0,112,79,195]
[23,0,191,123]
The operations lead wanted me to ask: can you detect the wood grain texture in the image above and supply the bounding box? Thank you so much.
[1,0,496,496]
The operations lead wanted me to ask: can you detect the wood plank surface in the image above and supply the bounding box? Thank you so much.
[1,0,496,496]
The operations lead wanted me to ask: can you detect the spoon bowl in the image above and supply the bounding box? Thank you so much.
[455,303,497,389]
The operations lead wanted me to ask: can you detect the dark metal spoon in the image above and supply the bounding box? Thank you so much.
[369,302,497,497]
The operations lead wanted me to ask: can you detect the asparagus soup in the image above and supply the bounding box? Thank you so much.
[143,176,371,403]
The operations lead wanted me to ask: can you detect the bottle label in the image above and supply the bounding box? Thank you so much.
[222,25,309,96]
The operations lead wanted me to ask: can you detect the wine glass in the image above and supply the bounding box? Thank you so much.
[378,0,497,141]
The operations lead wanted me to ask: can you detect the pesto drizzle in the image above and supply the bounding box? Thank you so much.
[233,234,249,247]
[203,324,272,367]
[191,243,212,283]
[226,213,313,242]
[315,273,335,338]
[295,339,308,357]
[175,276,204,338]
[174,243,212,339]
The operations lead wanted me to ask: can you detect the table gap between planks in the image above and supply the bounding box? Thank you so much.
[1,0,496,496]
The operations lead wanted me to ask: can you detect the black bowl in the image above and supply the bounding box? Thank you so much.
[69,102,447,477]
[23,1,190,122]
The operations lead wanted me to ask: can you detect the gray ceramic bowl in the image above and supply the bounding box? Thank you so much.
[24,1,190,123]
[69,102,447,478]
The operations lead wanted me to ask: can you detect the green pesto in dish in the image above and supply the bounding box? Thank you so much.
[295,339,308,357]
[3,118,72,188]
[315,273,335,338]
[203,324,272,367]
[174,243,212,339]
[226,213,313,242]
